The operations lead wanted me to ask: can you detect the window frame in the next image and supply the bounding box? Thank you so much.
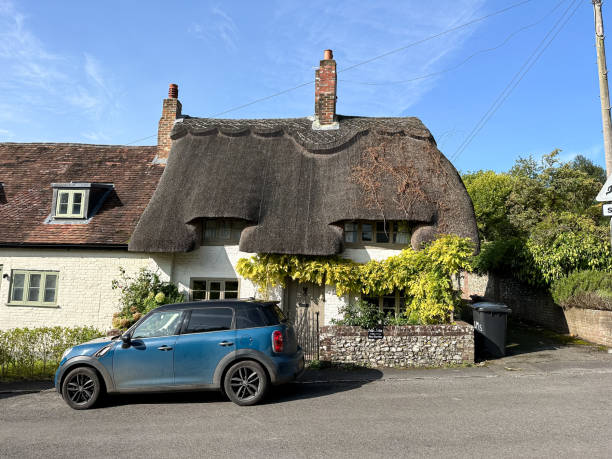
[190,278,240,301]
[201,219,247,245]
[362,290,406,317]
[131,309,185,339]
[8,269,59,307]
[55,190,86,219]
[342,220,412,248]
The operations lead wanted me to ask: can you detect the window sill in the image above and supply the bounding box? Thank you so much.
[6,303,60,308]
[344,243,410,250]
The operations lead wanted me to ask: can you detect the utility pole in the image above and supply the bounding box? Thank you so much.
[593,0,612,177]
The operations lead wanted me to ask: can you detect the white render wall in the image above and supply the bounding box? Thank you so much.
[0,245,401,330]
[0,249,172,331]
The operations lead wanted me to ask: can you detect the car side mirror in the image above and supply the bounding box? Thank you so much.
[121,333,131,346]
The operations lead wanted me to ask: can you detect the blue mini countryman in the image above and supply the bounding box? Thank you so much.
[55,300,305,409]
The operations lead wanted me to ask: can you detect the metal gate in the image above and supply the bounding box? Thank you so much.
[294,306,320,361]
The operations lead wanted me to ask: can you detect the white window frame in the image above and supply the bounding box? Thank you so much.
[8,270,59,306]
[190,278,240,301]
[56,190,86,218]
[362,290,406,317]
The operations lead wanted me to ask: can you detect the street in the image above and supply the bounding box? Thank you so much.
[2,339,612,459]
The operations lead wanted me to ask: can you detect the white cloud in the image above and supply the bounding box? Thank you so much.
[189,6,239,51]
[0,1,117,122]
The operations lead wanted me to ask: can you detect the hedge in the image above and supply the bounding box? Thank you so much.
[0,326,103,380]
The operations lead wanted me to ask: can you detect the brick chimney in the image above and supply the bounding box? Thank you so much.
[313,49,338,130]
[157,83,182,161]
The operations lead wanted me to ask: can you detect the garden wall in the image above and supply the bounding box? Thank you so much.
[462,272,612,347]
[319,322,474,367]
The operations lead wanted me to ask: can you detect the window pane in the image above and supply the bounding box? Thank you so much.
[236,307,264,329]
[193,280,206,290]
[394,221,411,244]
[204,221,217,240]
[225,281,238,291]
[344,231,356,243]
[344,222,356,231]
[231,222,244,241]
[361,223,373,242]
[209,281,221,291]
[28,274,41,302]
[44,274,57,302]
[132,311,183,339]
[209,291,221,299]
[362,295,378,307]
[185,308,233,333]
[192,290,206,300]
[218,221,231,240]
[58,192,69,215]
[72,193,83,216]
[224,291,238,299]
[12,273,25,301]
[382,296,396,315]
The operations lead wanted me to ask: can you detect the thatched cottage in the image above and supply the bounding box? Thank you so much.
[0,50,477,330]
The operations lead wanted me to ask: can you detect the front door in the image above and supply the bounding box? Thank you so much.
[173,307,236,386]
[284,281,324,324]
[113,309,183,390]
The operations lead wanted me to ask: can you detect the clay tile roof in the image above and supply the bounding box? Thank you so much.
[0,143,163,247]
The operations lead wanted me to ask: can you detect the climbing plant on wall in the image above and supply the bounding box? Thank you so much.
[237,235,474,324]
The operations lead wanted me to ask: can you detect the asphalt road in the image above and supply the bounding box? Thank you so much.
[2,328,612,459]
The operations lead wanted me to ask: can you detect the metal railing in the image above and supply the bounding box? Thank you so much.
[294,305,320,362]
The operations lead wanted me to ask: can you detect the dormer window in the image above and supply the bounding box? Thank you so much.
[56,190,86,218]
[48,182,113,224]
[343,220,411,247]
[201,219,248,244]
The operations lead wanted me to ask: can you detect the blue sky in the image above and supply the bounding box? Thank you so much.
[0,0,607,172]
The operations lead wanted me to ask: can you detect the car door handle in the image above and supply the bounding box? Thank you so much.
[157,345,173,351]
[219,341,234,347]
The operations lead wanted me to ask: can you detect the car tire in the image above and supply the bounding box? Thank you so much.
[61,366,102,410]
[223,360,268,406]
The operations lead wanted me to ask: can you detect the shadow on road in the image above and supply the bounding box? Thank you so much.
[98,366,383,408]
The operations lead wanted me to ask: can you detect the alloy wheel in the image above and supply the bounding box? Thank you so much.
[229,366,260,401]
[65,372,96,405]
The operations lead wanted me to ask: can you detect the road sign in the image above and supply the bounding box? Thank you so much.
[596,174,612,201]
[604,203,612,216]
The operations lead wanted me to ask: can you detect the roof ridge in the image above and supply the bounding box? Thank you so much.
[0,142,156,148]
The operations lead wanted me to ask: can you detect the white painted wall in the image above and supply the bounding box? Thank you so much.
[0,248,172,331]
[0,245,400,330]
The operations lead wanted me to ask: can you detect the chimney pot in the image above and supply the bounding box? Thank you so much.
[168,83,178,99]
[314,50,337,127]
[323,49,333,60]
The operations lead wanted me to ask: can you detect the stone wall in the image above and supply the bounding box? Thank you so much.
[319,322,474,367]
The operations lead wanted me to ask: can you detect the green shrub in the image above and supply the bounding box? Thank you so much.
[112,267,185,329]
[551,270,612,311]
[331,300,386,329]
[0,326,103,380]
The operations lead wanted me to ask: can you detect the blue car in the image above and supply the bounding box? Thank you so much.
[55,300,305,409]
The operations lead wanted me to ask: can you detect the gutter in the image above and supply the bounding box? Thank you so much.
[0,243,129,250]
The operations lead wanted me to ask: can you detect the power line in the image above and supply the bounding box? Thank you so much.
[450,0,581,163]
[338,0,566,86]
[123,0,537,145]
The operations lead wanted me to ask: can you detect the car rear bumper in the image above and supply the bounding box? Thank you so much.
[273,349,305,385]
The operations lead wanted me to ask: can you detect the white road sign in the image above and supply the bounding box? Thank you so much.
[604,204,612,217]
[596,174,612,201]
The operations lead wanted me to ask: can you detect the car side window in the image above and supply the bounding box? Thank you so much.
[236,307,264,329]
[184,308,234,334]
[132,311,183,339]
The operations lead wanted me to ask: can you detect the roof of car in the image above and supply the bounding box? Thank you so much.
[155,299,279,311]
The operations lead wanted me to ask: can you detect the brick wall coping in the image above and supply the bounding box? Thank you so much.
[320,321,473,337]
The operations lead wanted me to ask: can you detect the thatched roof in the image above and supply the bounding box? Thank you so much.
[128,115,478,255]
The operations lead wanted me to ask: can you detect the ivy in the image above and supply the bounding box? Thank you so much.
[237,235,474,324]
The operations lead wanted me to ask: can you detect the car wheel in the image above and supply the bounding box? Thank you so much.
[61,367,102,410]
[223,360,268,406]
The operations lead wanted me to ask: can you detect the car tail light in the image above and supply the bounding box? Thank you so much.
[272,330,284,353]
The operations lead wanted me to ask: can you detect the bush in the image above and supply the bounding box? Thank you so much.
[0,326,103,380]
[112,267,185,329]
[551,270,612,311]
[331,300,386,329]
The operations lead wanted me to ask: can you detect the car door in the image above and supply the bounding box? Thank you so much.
[173,307,236,387]
[113,309,184,390]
